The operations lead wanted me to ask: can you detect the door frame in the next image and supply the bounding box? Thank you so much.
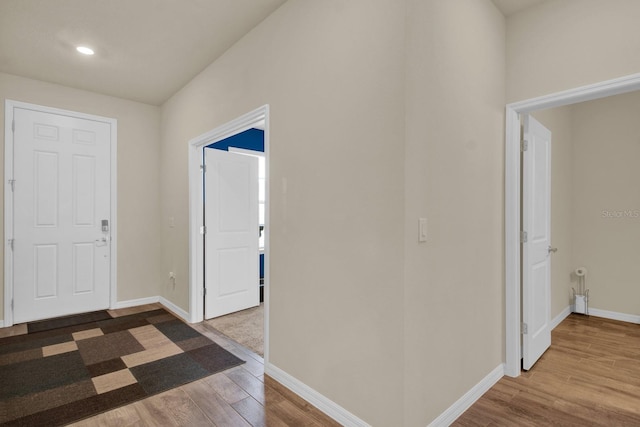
[187,105,269,361]
[4,100,118,327]
[505,73,640,377]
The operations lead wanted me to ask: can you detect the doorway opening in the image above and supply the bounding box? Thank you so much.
[188,105,270,362]
[505,74,640,377]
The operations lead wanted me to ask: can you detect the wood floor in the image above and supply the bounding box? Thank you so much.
[454,314,640,426]
[1,304,340,427]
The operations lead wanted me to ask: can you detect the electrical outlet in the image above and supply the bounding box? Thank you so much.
[169,272,175,279]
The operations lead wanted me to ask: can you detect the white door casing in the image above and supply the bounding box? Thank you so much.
[204,148,259,319]
[521,114,552,370]
[5,101,116,325]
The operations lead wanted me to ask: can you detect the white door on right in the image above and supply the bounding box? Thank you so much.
[204,148,259,319]
[522,114,552,370]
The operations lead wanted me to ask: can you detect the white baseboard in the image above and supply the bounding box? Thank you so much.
[159,297,190,322]
[112,296,159,309]
[1,296,190,328]
[588,307,640,324]
[265,363,371,427]
[111,296,190,323]
[551,306,571,330]
[428,364,504,427]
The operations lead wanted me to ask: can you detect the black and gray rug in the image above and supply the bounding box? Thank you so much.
[0,307,244,426]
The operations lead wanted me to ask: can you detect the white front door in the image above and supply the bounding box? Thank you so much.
[11,106,112,323]
[522,114,552,370]
[204,148,259,319]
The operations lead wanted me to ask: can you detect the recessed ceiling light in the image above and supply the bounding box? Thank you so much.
[76,46,94,56]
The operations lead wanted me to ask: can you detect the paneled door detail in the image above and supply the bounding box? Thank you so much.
[522,114,552,370]
[204,148,259,319]
[11,106,112,323]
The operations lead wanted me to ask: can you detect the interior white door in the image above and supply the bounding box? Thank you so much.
[204,148,259,319]
[12,107,111,323]
[522,114,552,370]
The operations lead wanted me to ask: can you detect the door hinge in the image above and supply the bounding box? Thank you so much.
[521,322,528,335]
[520,231,528,243]
[7,238,14,251]
[11,298,14,311]
[203,288,207,296]
[200,226,207,235]
[521,139,528,152]
[200,164,206,173]
[8,179,15,192]
[11,119,15,133]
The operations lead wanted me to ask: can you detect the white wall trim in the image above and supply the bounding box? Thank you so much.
[112,296,160,310]
[427,364,504,427]
[187,105,270,364]
[1,296,191,328]
[4,100,14,328]
[504,72,640,378]
[4,100,117,328]
[551,306,571,330]
[265,363,371,427]
[159,296,191,323]
[588,308,640,324]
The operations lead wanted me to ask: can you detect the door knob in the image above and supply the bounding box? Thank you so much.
[548,246,558,254]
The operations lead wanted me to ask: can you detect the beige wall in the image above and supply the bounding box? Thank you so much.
[160,1,406,424]
[0,72,162,320]
[507,0,640,102]
[570,91,640,316]
[532,107,574,320]
[403,1,505,424]
[160,0,510,424]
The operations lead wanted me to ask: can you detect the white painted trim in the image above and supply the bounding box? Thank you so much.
[159,297,191,323]
[508,73,640,113]
[112,296,160,309]
[551,306,571,330]
[428,364,504,427]
[504,72,640,378]
[3,100,117,327]
[504,107,521,377]
[4,101,15,328]
[0,296,194,328]
[109,121,118,310]
[188,105,270,364]
[265,363,371,427]
[588,308,640,324]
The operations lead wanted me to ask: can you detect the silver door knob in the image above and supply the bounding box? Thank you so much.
[548,246,558,254]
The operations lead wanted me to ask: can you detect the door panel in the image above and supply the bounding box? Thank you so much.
[522,114,552,370]
[204,148,259,319]
[12,107,111,323]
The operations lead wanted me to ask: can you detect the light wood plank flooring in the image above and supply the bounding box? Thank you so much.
[2,304,339,427]
[454,314,640,426]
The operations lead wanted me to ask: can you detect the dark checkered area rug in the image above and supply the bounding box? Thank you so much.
[0,308,245,426]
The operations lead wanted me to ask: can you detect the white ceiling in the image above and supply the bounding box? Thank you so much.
[0,0,286,105]
[492,0,547,16]
[0,0,549,106]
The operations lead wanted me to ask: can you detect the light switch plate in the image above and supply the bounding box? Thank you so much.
[419,218,428,242]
